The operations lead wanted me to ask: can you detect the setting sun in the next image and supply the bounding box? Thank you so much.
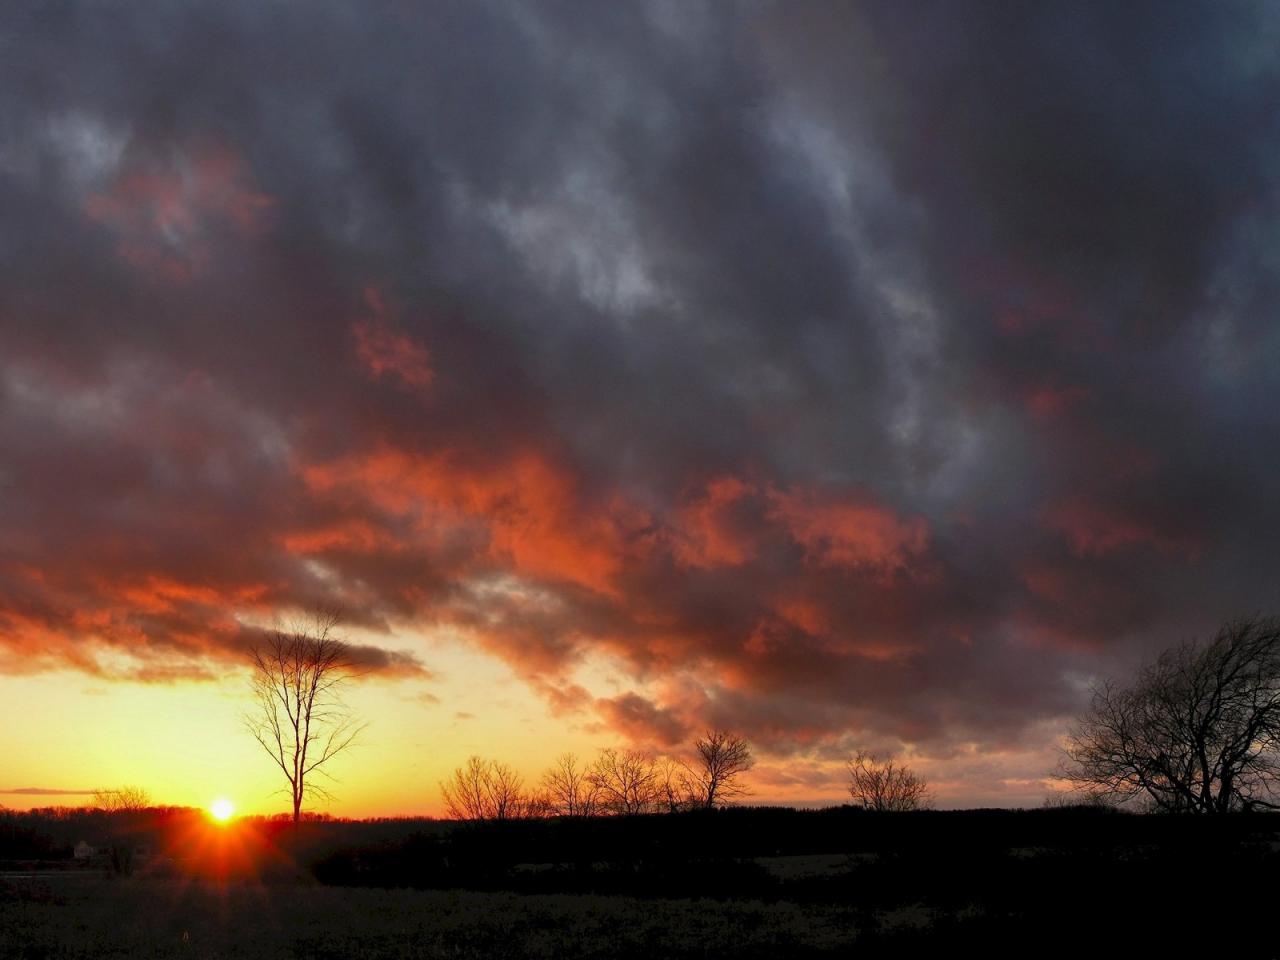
[209,798,235,823]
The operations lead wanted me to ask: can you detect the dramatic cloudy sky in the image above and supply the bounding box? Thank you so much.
[3,1,1280,812]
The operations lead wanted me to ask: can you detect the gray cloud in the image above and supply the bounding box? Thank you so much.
[2,2,1279,794]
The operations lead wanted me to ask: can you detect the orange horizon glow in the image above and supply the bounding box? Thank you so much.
[0,633,1065,819]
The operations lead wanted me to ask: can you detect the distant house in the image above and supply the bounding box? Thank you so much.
[73,841,96,860]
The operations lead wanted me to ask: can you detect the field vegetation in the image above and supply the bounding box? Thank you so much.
[3,804,1277,954]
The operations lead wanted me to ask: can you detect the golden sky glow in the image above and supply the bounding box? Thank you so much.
[0,625,723,816]
[0,621,1061,816]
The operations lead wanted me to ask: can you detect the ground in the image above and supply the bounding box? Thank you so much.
[1,875,865,959]
[5,809,1279,956]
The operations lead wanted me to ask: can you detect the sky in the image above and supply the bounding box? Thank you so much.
[3,1,1280,816]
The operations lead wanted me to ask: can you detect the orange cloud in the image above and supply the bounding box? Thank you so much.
[116,576,270,615]
[767,487,928,572]
[672,475,755,568]
[302,446,629,596]
[279,519,395,554]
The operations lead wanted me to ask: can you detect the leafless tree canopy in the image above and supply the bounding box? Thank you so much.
[1060,615,1280,813]
[655,757,695,813]
[588,748,663,815]
[440,756,530,821]
[91,785,152,876]
[245,611,364,825]
[685,729,754,809]
[847,752,932,811]
[92,785,151,811]
[540,753,600,818]
[448,741,751,820]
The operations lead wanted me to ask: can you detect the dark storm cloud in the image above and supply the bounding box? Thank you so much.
[3,1,1280,787]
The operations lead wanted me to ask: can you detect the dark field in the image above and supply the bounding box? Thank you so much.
[3,808,1279,956]
[2,877,875,959]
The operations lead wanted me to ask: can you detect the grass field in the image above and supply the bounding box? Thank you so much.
[5,808,1278,956]
[1,875,874,959]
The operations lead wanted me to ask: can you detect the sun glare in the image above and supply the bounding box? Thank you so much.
[209,797,235,823]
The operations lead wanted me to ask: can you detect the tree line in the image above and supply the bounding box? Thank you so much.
[439,730,756,821]
[242,610,1280,821]
[241,612,933,823]
[439,735,933,821]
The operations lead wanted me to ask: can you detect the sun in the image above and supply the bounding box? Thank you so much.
[209,797,236,823]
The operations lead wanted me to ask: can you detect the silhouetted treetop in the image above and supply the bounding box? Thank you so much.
[1060,615,1280,813]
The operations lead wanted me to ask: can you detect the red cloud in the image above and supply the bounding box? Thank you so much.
[672,475,755,568]
[1043,497,1201,559]
[353,287,434,390]
[1024,382,1089,419]
[593,691,689,747]
[85,143,274,282]
[301,446,631,596]
[766,486,928,572]
[670,476,928,575]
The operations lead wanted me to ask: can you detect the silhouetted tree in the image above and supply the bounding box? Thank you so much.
[92,785,152,875]
[245,611,364,826]
[1060,615,1280,813]
[486,760,526,820]
[656,757,695,813]
[589,748,662,815]
[92,786,151,811]
[440,756,492,820]
[541,753,600,817]
[515,789,554,820]
[440,756,530,820]
[847,752,932,811]
[685,729,754,809]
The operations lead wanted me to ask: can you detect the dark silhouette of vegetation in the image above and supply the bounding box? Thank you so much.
[1061,614,1280,812]
[685,729,754,809]
[90,786,152,875]
[91,786,151,812]
[540,753,600,818]
[588,748,664,815]
[5,802,1278,952]
[245,611,364,826]
[442,732,755,822]
[847,752,932,811]
[440,756,531,821]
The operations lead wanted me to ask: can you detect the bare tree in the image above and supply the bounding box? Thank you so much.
[440,756,494,820]
[92,785,152,875]
[245,611,364,826]
[685,729,754,809]
[541,753,600,818]
[92,786,151,811]
[847,752,932,811]
[656,756,695,813]
[440,756,535,820]
[486,760,527,820]
[589,748,662,815]
[1060,615,1280,813]
[514,789,554,820]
